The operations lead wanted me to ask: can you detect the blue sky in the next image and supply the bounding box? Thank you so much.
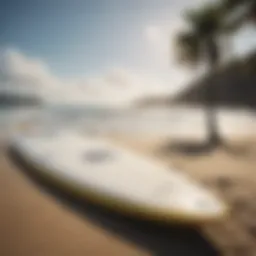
[0,0,186,77]
[0,0,255,105]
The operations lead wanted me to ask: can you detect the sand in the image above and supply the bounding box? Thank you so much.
[107,134,256,256]
[0,147,148,256]
[3,130,256,256]
[0,139,218,256]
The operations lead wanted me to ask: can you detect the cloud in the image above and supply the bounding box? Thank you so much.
[66,68,174,105]
[144,19,196,92]
[0,49,61,94]
[144,25,169,59]
[0,48,180,106]
[144,18,190,65]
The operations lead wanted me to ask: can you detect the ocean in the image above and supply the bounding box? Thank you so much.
[0,104,255,141]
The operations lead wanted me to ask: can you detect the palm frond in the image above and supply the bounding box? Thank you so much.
[222,0,256,30]
[222,0,250,10]
[184,4,224,36]
[175,30,201,66]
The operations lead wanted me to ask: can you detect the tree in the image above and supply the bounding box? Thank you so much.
[222,0,256,29]
[175,3,227,147]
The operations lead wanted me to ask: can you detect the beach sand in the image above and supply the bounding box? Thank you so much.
[107,134,256,255]
[0,137,218,256]
[0,145,148,256]
[2,129,256,256]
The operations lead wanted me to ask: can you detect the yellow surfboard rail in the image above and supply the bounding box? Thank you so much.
[10,147,229,225]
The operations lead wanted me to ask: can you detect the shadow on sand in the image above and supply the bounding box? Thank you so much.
[8,149,218,256]
[158,139,256,159]
[158,140,213,156]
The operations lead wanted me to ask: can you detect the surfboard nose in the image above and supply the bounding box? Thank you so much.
[153,181,228,221]
[183,193,228,219]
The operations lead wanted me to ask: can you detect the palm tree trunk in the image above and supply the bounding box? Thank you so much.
[205,85,221,147]
[205,37,222,147]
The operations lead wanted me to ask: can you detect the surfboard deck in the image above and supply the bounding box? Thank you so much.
[11,131,228,224]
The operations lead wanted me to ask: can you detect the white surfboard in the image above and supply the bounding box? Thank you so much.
[11,131,228,223]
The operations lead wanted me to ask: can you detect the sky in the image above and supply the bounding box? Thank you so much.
[0,0,255,106]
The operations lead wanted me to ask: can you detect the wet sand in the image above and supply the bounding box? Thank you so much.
[107,134,256,255]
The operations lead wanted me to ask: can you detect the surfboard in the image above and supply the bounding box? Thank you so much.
[10,131,228,224]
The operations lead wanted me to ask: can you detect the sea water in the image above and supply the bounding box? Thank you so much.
[0,104,255,141]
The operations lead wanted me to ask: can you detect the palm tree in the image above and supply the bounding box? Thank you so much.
[222,0,256,29]
[175,3,227,147]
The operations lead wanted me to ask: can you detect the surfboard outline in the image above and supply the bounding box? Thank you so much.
[10,138,229,225]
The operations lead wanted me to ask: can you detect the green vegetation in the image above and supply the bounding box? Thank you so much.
[174,0,256,148]
[136,51,256,109]
[173,51,256,108]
